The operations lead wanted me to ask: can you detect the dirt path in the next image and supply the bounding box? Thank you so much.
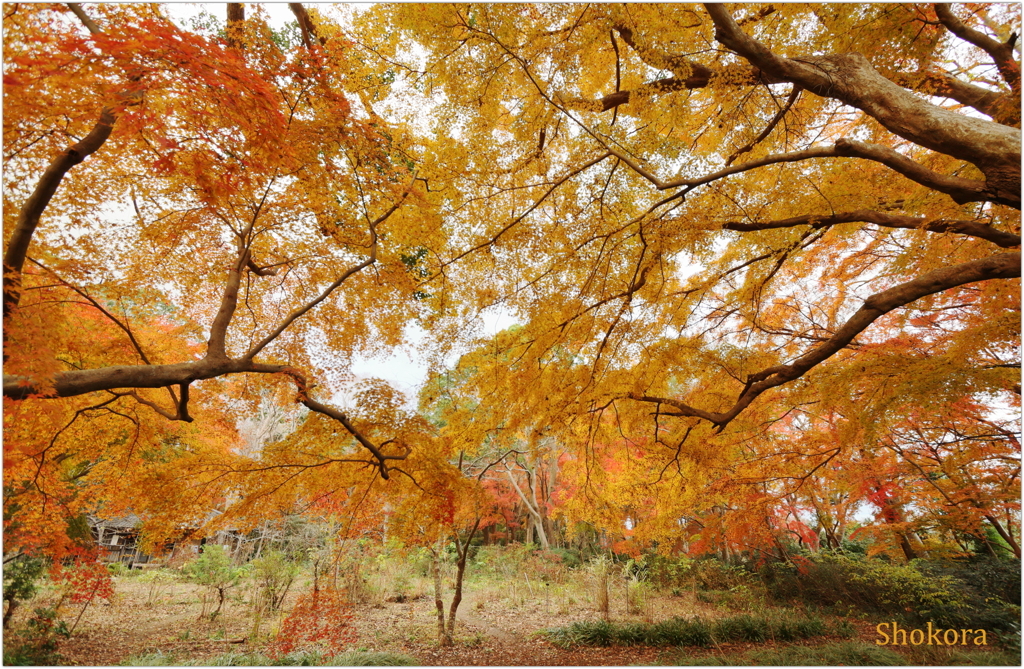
[459,595,517,643]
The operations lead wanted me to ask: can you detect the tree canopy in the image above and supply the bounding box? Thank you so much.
[3,3,1020,563]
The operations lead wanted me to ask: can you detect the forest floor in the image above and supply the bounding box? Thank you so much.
[6,572,999,666]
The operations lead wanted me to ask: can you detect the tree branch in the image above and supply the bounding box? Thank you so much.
[935,3,1021,98]
[26,258,156,364]
[288,3,324,48]
[611,138,1012,208]
[243,176,414,360]
[833,138,1014,208]
[630,251,1021,430]
[205,248,250,359]
[274,367,408,480]
[721,209,1021,248]
[727,85,801,166]
[3,108,116,320]
[66,3,100,34]
[891,69,1018,126]
[704,3,1021,207]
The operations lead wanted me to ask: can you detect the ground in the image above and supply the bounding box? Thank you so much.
[8,570,895,666]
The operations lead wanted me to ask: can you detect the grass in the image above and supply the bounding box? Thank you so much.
[120,649,420,666]
[673,641,906,665]
[543,612,839,648]
[671,641,1022,666]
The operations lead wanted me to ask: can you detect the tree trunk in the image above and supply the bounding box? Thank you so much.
[3,600,18,629]
[431,550,452,647]
[506,468,549,549]
[985,514,1021,559]
[445,519,479,642]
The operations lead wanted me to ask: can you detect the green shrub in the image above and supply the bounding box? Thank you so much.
[915,557,1021,646]
[106,562,131,577]
[693,559,757,590]
[183,546,244,619]
[544,612,831,648]
[251,550,299,611]
[3,606,70,666]
[763,554,1021,648]
[2,554,46,629]
[832,618,857,638]
[763,554,966,617]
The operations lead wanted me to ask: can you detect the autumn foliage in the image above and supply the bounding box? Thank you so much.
[267,587,357,659]
[2,1,1020,605]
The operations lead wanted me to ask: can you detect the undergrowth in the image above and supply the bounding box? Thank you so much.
[120,649,419,666]
[543,612,843,648]
[671,641,1020,666]
[673,641,905,665]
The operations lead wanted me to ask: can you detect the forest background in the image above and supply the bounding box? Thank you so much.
[2,2,1020,666]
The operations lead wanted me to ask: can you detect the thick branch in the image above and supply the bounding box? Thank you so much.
[705,4,1021,207]
[3,358,245,400]
[891,70,1018,127]
[935,3,1021,98]
[66,3,100,34]
[205,249,249,359]
[721,209,1021,248]
[4,108,116,320]
[631,252,1021,429]
[288,3,324,48]
[835,138,1014,208]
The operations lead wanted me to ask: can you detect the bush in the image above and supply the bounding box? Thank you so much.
[915,556,1021,646]
[106,562,131,577]
[543,612,834,648]
[693,559,758,591]
[763,553,1021,647]
[183,546,244,619]
[251,550,299,611]
[2,606,69,666]
[2,554,46,629]
[762,553,966,618]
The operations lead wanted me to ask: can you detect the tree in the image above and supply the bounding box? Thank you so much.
[362,3,1019,554]
[4,3,1019,565]
[3,3,457,554]
[184,544,244,619]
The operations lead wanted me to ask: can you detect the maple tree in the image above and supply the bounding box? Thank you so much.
[376,3,1020,556]
[2,2,459,557]
[2,1,1020,581]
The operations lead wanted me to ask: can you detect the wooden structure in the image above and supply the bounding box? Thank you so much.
[89,512,245,568]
